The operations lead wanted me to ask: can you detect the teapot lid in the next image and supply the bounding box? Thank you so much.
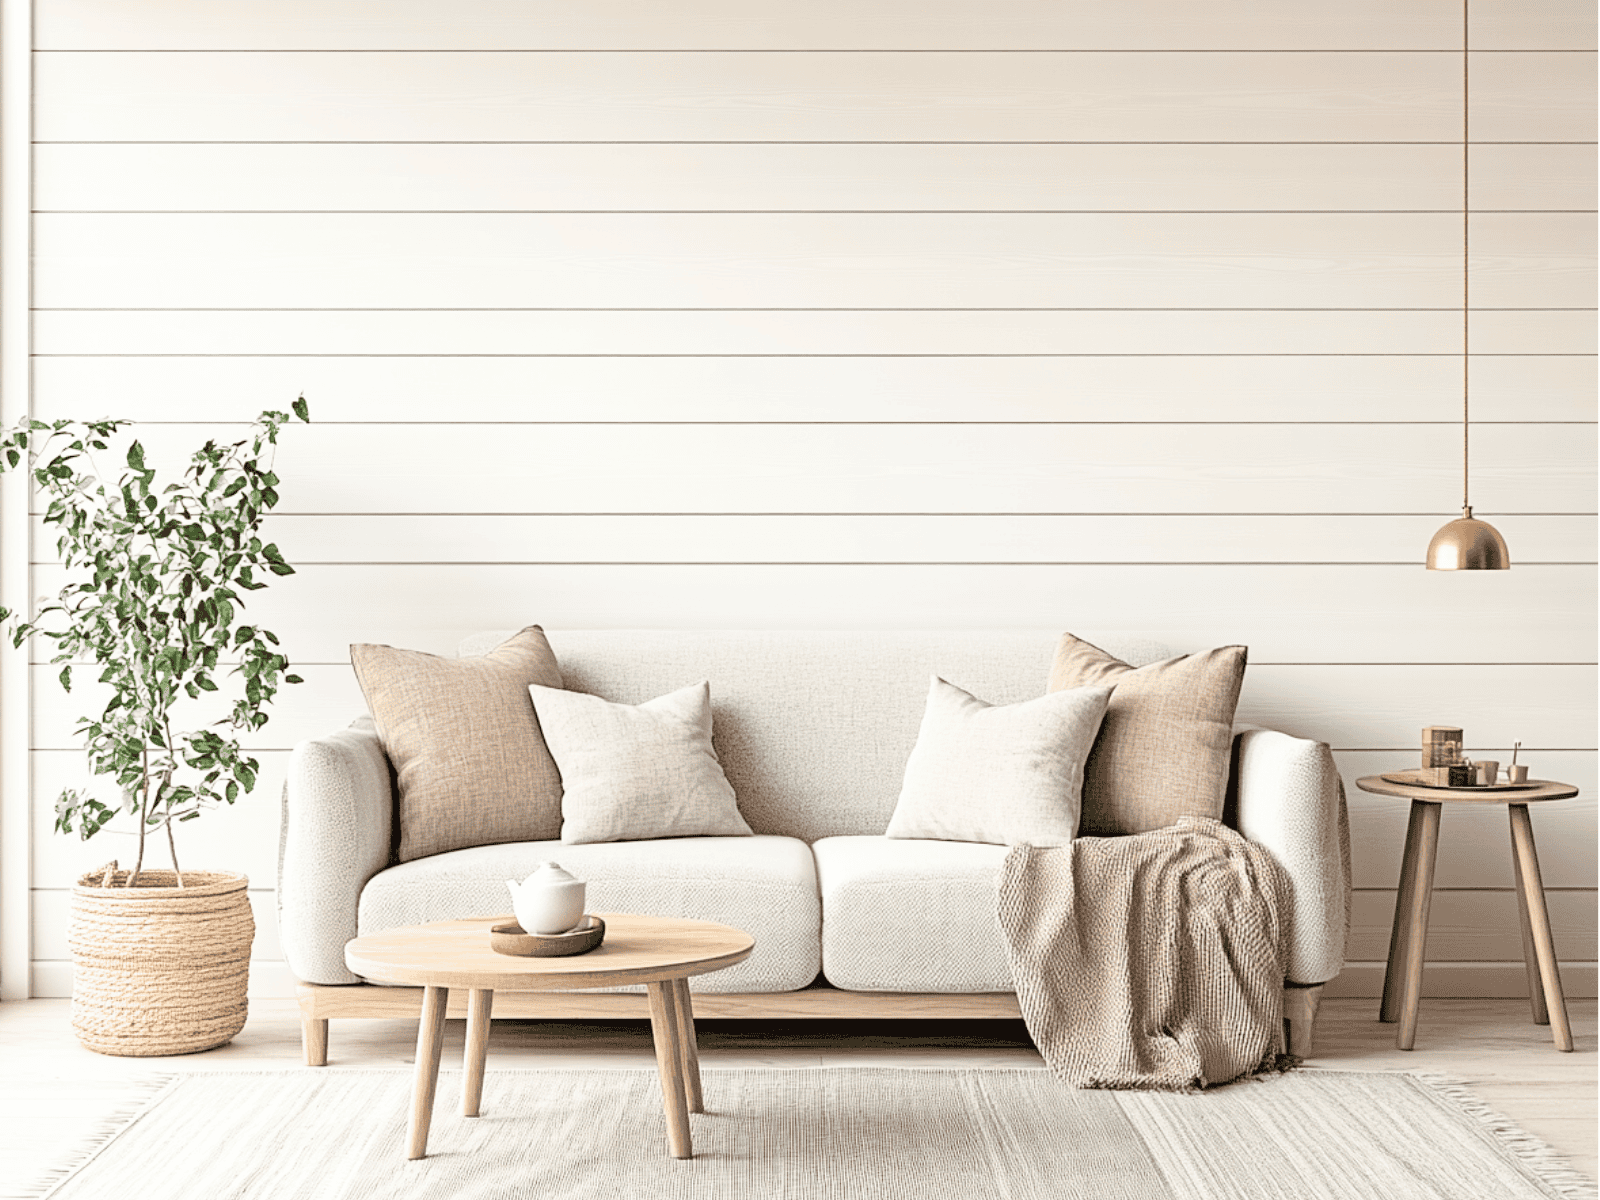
[530,861,579,884]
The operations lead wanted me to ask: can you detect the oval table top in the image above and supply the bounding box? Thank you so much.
[345,912,755,992]
[1355,774,1578,806]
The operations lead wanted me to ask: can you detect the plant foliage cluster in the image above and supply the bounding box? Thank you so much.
[0,400,310,884]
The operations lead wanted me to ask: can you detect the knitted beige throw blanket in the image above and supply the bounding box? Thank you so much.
[997,815,1291,1091]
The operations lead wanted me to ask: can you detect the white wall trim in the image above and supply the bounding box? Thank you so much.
[0,0,32,1001]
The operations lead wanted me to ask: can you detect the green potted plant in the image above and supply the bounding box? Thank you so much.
[0,400,310,1055]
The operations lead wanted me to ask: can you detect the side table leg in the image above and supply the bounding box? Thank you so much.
[1511,833,1551,1026]
[408,984,450,1160]
[1395,800,1442,1050]
[1509,804,1573,1051]
[672,976,704,1113]
[463,988,495,1117]
[647,979,693,1158]
[1380,799,1430,1024]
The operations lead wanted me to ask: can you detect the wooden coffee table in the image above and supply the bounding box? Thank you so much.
[1355,774,1578,1053]
[344,912,754,1160]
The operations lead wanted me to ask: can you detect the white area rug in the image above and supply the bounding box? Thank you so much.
[30,1068,1596,1200]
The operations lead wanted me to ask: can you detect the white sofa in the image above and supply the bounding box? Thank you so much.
[280,630,1350,1064]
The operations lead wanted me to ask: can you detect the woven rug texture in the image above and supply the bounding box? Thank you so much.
[29,1067,1596,1200]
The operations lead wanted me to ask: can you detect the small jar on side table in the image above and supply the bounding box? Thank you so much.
[1355,774,1578,1052]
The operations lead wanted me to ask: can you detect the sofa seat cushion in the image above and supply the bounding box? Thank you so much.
[356,835,818,993]
[813,835,1014,993]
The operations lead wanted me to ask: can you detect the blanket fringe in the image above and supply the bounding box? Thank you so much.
[1403,1072,1597,1200]
[19,1074,177,1200]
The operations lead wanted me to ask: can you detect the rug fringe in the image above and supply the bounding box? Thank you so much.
[20,1074,178,1200]
[1403,1071,1598,1200]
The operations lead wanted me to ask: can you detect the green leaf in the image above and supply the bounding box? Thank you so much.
[126,441,145,470]
[292,396,310,422]
[58,665,71,692]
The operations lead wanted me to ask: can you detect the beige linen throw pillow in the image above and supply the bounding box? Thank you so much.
[350,625,565,863]
[1048,634,1247,836]
[529,679,754,845]
[886,676,1113,846]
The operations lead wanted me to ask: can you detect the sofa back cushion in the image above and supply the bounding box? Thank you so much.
[461,630,1170,843]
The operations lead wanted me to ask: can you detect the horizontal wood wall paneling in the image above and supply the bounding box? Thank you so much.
[1472,1,1597,51]
[1471,145,1598,213]
[1347,889,1596,961]
[33,53,1465,143]
[29,748,288,888]
[33,0,1466,52]
[29,354,1599,424]
[1471,213,1596,308]
[41,143,1509,214]
[34,213,1480,309]
[24,567,1595,669]
[1471,309,1597,353]
[35,310,1559,356]
[1469,52,1598,143]
[1338,750,1597,888]
[31,888,283,959]
[62,422,1588,515]
[38,513,1567,568]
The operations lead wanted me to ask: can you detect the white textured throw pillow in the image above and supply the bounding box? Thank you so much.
[529,680,754,845]
[885,676,1113,846]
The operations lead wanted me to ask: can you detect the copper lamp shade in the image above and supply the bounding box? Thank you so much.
[1426,506,1510,571]
[1426,0,1510,572]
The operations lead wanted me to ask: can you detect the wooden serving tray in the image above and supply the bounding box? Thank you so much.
[489,914,606,957]
[1380,770,1541,792]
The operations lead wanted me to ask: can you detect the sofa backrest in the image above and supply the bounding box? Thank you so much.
[461,629,1171,843]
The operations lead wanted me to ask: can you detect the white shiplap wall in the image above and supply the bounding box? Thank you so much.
[14,0,1597,1000]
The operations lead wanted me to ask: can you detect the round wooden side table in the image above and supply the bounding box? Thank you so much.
[1355,774,1577,1053]
[346,912,755,1161]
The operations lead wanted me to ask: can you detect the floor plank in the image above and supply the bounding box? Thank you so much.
[0,997,1593,1196]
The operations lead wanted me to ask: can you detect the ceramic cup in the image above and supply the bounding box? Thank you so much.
[1507,764,1529,784]
[1476,760,1499,786]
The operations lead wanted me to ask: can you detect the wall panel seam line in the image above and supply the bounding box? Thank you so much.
[28,48,1600,54]
[28,308,1600,315]
[29,141,1600,148]
[31,353,1600,359]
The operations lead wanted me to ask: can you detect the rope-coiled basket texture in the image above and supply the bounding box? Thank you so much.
[69,869,254,1057]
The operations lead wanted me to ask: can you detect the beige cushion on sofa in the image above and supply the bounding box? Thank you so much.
[885,676,1111,846]
[350,626,564,863]
[529,679,754,845]
[1048,634,1247,836]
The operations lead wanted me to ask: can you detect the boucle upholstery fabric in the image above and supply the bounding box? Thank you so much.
[351,626,564,862]
[277,717,392,985]
[885,677,1111,846]
[529,679,753,845]
[998,817,1288,1090]
[357,835,818,993]
[813,835,1013,992]
[1048,634,1247,836]
[459,630,1171,843]
[1230,728,1352,985]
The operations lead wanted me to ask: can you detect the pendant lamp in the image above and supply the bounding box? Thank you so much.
[1427,0,1509,570]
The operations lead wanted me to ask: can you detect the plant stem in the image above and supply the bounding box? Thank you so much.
[166,816,183,888]
[129,747,148,887]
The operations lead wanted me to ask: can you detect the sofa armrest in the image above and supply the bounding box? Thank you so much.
[277,717,393,985]
[1231,727,1351,986]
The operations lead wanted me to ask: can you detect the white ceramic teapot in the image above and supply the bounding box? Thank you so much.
[505,862,586,935]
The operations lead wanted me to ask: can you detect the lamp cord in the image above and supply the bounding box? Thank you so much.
[1462,0,1471,514]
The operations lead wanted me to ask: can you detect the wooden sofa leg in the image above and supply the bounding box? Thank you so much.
[1282,984,1324,1059]
[303,1016,329,1067]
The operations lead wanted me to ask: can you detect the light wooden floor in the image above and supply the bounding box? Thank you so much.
[1,996,1593,1197]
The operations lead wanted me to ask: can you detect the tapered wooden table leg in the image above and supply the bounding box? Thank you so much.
[672,976,704,1113]
[1511,833,1551,1026]
[1395,800,1442,1050]
[1509,804,1573,1051]
[463,988,495,1117]
[647,979,693,1158]
[408,984,450,1159]
[1380,799,1430,1024]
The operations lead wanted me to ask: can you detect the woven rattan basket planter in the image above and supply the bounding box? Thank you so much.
[68,869,255,1057]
